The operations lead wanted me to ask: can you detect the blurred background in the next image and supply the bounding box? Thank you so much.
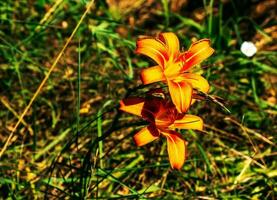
[0,0,276,199]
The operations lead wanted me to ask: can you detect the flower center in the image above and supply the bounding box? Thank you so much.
[164,61,183,80]
[155,107,176,128]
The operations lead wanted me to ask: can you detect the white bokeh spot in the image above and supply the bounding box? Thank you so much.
[240,41,257,57]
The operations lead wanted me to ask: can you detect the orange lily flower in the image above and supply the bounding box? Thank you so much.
[120,96,203,169]
[136,32,214,113]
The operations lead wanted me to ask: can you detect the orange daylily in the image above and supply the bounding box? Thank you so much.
[136,32,214,113]
[120,96,203,169]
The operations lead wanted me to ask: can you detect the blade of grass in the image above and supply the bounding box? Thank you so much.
[126,54,133,80]
[98,155,144,194]
[99,168,139,195]
[174,14,204,32]
[251,76,260,105]
[161,0,169,27]
[196,142,213,174]
[97,100,113,169]
[208,0,214,35]
[238,58,277,74]
[35,0,63,32]
[232,19,242,45]
[33,128,71,161]
[76,39,81,147]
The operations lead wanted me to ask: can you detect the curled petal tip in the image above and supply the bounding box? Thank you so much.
[183,39,215,71]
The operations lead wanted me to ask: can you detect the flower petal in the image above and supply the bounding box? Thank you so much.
[162,130,186,170]
[167,79,192,113]
[133,125,160,146]
[140,65,166,85]
[183,39,214,71]
[136,38,168,67]
[119,97,145,117]
[177,73,210,93]
[173,114,203,130]
[159,32,180,61]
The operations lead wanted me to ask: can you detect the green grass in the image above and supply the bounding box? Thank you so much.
[0,0,276,199]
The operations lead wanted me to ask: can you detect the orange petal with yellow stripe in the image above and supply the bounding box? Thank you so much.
[136,38,168,67]
[177,73,210,93]
[162,131,186,170]
[183,39,214,71]
[140,65,165,85]
[133,125,160,146]
[167,79,192,113]
[158,32,180,61]
[173,114,203,130]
